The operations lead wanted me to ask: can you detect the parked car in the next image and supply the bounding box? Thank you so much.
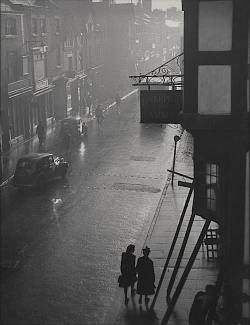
[60,117,83,143]
[12,153,69,189]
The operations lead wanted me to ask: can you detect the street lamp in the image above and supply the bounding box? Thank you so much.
[171,135,180,186]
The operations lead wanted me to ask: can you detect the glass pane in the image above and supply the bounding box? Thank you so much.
[210,175,217,184]
[206,174,211,184]
[211,164,217,176]
[210,199,216,211]
[210,188,216,200]
[206,163,211,175]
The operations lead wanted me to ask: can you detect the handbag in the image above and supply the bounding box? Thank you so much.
[118,275,125,288]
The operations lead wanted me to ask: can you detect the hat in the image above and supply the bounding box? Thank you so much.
[142,246,151,254]
[126,244,135,253]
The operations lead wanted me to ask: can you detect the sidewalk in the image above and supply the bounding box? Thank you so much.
[114,130,219,325]
[0,90,136,188]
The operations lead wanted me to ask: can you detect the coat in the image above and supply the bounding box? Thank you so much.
[36,124,45,139]
[120,252,136,288]
[189,291,212,325]
[136,256,155,295]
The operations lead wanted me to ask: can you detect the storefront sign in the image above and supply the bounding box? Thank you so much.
[35,78,49,92]
[140,90,182,123]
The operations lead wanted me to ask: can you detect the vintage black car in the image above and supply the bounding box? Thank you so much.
[60,117,83,143]
[12,153,69,189]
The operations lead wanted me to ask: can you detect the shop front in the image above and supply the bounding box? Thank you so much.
[32,78,55,133]
[4,78,33,152]
[77,72,87,112]
[65,73,80,117]
[53,76,67,121]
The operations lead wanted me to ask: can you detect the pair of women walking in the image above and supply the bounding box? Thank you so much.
[119,244,155,305]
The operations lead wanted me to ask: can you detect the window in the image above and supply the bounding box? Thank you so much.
[31,18,37,35]
[5,18,17,35]
[33,52,44,61]
[196,161,219,213]
[40,18,46,34]
[22,56,29,75]
[7,51,18,82]
[55,18,60,33]
[206,163,219,211]
[17,160,33,170]
[56,45,61,66]
[68,56,73,71]
[64,30,74,48]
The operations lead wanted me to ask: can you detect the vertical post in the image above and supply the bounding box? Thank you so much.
[161,219,211,325]
[171,135,180,186]
[166,211,196,302]
[150,186,193,311]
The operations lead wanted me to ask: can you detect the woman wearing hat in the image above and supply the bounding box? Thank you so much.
[120,244,137,304]
[136,246,156,304]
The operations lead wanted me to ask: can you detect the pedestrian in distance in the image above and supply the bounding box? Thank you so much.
[95,105,104,127]
[36,120,46,146]
[119,244,137,305]
[189,284,216,325]
[136,246,156,305]
[81,96,87,115]
[63,130,71,155]
[86,93,93,116]
[81,122,88,138]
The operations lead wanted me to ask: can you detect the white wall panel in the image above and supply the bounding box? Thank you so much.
[198,65,231,114]
[198,1,233,51]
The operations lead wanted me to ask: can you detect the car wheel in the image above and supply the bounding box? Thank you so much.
[36,176,46,190]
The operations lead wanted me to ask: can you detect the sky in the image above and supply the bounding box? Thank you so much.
[152,0,182,10]
[93,0,182,11]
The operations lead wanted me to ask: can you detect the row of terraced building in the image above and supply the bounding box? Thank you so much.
[0,0,181,154]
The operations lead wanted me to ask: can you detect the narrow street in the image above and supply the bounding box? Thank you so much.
[1,93,183,324]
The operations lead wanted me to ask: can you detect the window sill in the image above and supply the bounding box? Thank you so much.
[5,35,17,39]
[56,66,61,69]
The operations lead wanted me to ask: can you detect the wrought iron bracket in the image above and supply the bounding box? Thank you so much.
[129,52,184,87]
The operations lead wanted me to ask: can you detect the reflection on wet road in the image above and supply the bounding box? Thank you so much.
[1,94,182,324]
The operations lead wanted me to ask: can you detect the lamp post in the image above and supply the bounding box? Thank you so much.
[171,135,180,186]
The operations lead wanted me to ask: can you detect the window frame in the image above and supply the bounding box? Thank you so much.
[40,18,46,34]
[205,163,219,211]
[5,17,17,35]
[31,18,38,35]
[7,51,19,82]
[22,55,29,75]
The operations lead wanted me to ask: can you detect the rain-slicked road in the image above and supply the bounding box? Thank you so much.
[1,93,182,325]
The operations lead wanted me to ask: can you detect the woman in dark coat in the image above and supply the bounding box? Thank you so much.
[36,120,45,146]
[136,246,155,305]
[120,244,137,304]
